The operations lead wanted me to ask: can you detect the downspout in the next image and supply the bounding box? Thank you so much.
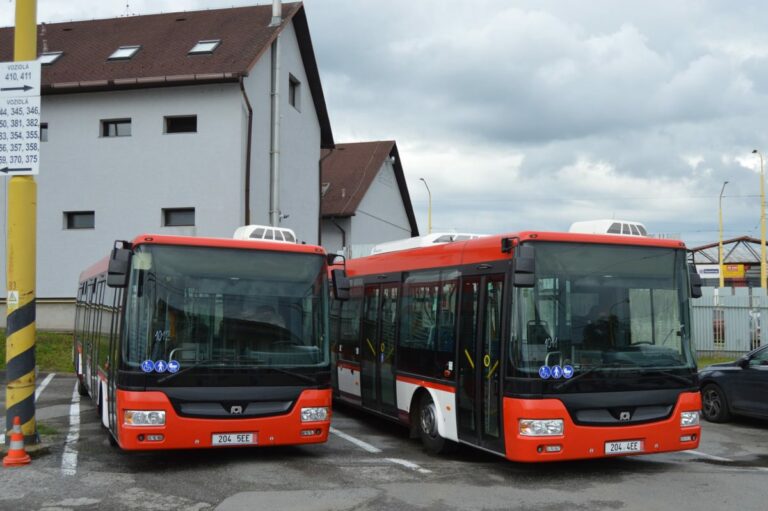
[239,77,253,225]
[331,217,347,258]
[269,1,282,226]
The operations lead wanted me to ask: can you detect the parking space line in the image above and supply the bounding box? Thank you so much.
[329,426,382,453]
[1,372,57,444]
[35,373,56,401]
[330,426,432,475]
[682,449,733,463]
[61,381,81,477]
[385,457,432,474]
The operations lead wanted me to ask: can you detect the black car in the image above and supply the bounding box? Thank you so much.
[699,345,768,422]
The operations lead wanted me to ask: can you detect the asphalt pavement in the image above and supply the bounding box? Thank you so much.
[1,373,767,511]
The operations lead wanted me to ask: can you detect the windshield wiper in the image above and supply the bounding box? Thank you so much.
[155,359,227,384]
[639,369,694,386]
[553,367,599,391]
[261,367,319,385]
[552,362,642,391]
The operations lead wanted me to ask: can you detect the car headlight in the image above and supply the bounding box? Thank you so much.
[124,410,166,426]
[681,411,699,427]
[301,407,329,422]
[519,419,564,436]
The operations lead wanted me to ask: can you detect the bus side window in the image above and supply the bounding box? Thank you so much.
[339,293,361,361]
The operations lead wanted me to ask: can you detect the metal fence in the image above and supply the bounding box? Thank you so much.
[691,287,767,357]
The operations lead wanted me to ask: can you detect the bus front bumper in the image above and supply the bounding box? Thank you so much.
[115,388,331,451]
[502,391,702,462]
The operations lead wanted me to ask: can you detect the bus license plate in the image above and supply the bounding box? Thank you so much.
[605,440,643,455]
[212,433,256,446]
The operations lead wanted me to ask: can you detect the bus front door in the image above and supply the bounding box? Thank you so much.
[360,283,399,416]
[457,274,505,453]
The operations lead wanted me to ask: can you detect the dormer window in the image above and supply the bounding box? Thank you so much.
[189,39,221,55]
[39,51,63,65]
[108,45,141,61]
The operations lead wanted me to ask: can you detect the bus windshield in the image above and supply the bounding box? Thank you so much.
[122,244,329,376]
[509,242,695,387]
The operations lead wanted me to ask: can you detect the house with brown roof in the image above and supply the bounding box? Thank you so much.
[0,2,333,328]
[321,141,418,258]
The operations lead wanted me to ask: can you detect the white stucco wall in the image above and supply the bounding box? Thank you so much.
[0,84,244,304]
[349,160,412,249]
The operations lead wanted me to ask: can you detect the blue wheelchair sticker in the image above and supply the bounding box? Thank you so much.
[538,366,552,379]
[141,360,154,373]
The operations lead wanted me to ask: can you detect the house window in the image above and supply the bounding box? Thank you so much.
[101,119,131,137]
[40,123,48,142]
[39,51,63,65]
[288,74,301,111]
[108,45,141,60]
[64,211,95,229]
[163,208,195,227]
[164,115,197,134]
[188,39,221,55]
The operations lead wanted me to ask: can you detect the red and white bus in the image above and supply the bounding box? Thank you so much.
[330,231,703,462]
[74,232,338,450]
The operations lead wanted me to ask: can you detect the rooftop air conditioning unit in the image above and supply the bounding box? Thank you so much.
[233,225,297,243]
[568,219,648,237]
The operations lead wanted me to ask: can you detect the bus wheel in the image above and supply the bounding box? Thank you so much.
[701,384,731,423]
[77,378,89,397]
[418,393,456,455]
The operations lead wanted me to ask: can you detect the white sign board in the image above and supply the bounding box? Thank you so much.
[0,60,41,176]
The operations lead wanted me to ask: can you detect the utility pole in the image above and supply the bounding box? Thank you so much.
[753,150,766,289]
[718,181,728,288]
[5,0,38,444]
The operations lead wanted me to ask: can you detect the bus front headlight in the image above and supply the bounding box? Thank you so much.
[301,407,329,422]
[124,410,166,426]
[519,419,564,436]
[681,411,699,427]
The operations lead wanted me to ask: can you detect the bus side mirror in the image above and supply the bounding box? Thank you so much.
[331,269,350,301]
[327,253,346,266]
[688,265,702,299]
[107,244,132,288]
[513,244,535,288]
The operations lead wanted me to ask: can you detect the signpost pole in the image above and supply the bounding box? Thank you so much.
[5,0,38,445]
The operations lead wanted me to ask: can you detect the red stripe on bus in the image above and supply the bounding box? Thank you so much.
[396,375,456,394]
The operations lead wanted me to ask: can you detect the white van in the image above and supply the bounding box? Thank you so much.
[568,219,648,237]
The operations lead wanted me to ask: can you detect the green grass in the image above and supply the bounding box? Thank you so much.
[0,329,74,373]
[696,356,733,369]
[36,422,59,436]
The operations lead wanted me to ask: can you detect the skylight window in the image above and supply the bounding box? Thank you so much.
[188,39,221,55]
[39,51,63,65]
[108,45,141,61]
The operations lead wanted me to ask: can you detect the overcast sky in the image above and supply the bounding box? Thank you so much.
[3,0,767,246]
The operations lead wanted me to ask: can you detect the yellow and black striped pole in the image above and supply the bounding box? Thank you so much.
[5,0,38,444]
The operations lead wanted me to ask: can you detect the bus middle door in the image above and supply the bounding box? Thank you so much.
[360,282,399,416]
[457,271,505,453]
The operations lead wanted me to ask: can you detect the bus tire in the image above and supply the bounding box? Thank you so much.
[701,384,731,423]
[77,378,89,397]
[418,393,456,455]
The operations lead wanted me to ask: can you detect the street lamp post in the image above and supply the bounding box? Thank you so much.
[718,181,729,288]
[753,150,766,289]
[419,178,432,234]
